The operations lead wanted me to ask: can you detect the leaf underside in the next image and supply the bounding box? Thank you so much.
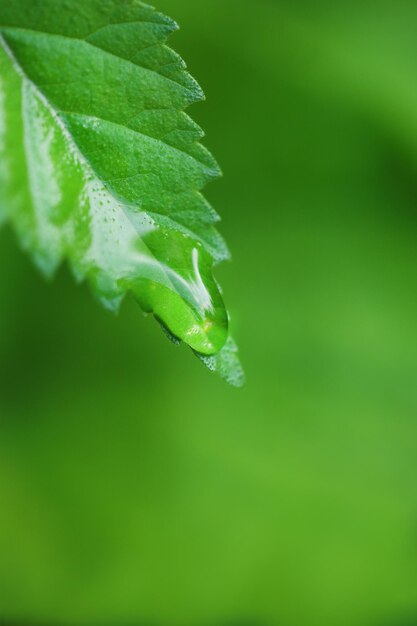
[0,0,243,386]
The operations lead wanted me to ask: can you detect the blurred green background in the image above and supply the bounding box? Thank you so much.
[2,1,417,624]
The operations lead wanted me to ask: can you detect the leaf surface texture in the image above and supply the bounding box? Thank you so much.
[0,0,243,383]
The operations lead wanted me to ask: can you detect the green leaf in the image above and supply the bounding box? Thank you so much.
[0,0,243,385]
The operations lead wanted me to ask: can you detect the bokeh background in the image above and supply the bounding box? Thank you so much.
[1,1,417,625]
